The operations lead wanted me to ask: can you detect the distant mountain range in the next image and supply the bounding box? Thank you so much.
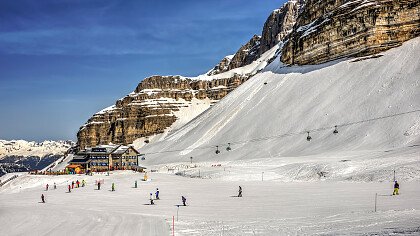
[0,140,74,176]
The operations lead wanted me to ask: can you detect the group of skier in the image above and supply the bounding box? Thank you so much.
[148,187,187,206]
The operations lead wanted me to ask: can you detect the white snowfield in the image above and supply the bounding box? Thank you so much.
[1,38,419,235]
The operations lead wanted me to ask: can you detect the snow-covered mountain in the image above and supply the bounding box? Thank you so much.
[0,140,74,176]
[76,0,304,149]
[140,37,420,181]
[0,140,73,158]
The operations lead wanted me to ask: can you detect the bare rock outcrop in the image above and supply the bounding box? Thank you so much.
[281,0,420,65]
[260,0,305,55]
[77,74,250,149]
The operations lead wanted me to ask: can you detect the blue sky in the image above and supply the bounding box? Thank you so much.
[0,0,286,142]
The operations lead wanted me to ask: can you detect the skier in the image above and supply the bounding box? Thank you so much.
[76,180,80,188]
[82,180,85,187]
[134,180,137,188]
[112,183,115,191]
[54,183,57,190]
[97,181,101,190]
[150,193,155,205]
[238,186,242,197]
[155,188,160,200]
[68,185,71,193]
[71,181,74,189]
[45,184,49,191]
[41,194,45,203]
[182,196,187,206]
[393,181,400,195]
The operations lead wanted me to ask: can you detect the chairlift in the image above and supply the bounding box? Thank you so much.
[306,132,312,141]
[215,146,220,154]
[333,125,339,134]
[226,143,232,151]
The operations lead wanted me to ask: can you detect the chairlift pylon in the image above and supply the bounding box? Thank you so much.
[306,132,312,141]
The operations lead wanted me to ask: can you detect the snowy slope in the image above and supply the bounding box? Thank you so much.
[1,172,420,235]
[0,140,73,159]
[140,38,420,180]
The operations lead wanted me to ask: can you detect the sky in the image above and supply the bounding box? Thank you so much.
[0,0,287,142]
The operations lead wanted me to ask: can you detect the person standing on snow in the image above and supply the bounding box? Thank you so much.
[76,180,80,188]
[150,193,155,205]
[41,194,45,203]
[97,181,101,190]
[68,185,71,193]
[238,186,242,197]
[111,183,115,191]
[155,188,160,200]
[45,184,49,191]
[54,183,57,190]
[182,196,187,206]
[82,180,85,187]
[134,180,137,188]
[71,181,74,189]
[393,181,400,195]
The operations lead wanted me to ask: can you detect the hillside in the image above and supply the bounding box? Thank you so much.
[140,37,420,181]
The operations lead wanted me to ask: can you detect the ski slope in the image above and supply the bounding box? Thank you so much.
[1,171,420,235]
[140,38,420,181]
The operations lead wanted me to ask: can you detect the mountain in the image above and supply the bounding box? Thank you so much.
[0,140,74,176]
[281,0,420,65]
[140,37,420,181]
[77,0,304,149]
[77,0,420,152]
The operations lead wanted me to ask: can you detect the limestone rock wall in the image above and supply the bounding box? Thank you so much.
[260,0,305,55]
[281,0,420,65]
[77,74,250,149]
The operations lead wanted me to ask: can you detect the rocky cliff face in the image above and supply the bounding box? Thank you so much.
[77,74,251,149]
[260,0,305,55]
[281,0,420,65]
[208,0,304,76]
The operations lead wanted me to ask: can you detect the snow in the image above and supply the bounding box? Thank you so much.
[1,171,419,235]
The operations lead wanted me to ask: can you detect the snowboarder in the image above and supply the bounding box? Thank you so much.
[71,181,74,189]
[155,188,160,200]
[238,186,242,197]
[134,180,137,188]
[76,180,80,188]
[393,181,400,195]
[53,183,57,190]
[97,181,101,190]
[150,193,154,205]
[182,196,187,206]
[41,194,45,203]
[68,185,71,193]
[111,183,115,191]
[45,184,49,191]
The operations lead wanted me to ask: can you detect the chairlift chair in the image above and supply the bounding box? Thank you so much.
[306,132,312,141]
[333,125,339,134]
[215,146,220,154]
[226,143,232,151]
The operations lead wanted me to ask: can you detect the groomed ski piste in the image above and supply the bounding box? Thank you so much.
[1,38,420,235]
